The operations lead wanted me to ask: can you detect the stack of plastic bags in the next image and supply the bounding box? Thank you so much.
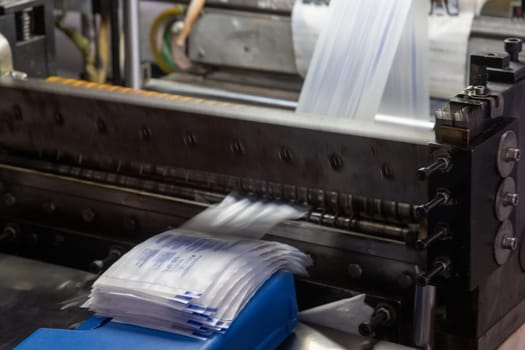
[83,195,312,340]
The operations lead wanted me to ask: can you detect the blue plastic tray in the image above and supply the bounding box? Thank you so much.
[15,272,297,350]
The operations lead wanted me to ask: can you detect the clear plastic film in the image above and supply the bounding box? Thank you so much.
[296,0,429,121]
[84,195,312,339]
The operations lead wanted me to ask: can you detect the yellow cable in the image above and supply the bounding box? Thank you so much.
[149,6,184,74]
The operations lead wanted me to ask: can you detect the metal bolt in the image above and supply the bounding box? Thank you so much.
[502,235,518,250]
[381,163,394,179]
[96,118,107,133]
[124,217,137,232]
[417,157,450,180]
[82,208,96,223]
[503,192,519,207]
[505,148,521,162]
[504,37,522,62]
[184,132,197,146]
[231,140,246,155]
[329,153,343,171]
[471,85,487,95]
[417,257,450,285]
[397,273,414,289]
[0,223,19,241]
[279,146,293,163]
[416,226,448,250]
[415,191,450,218]
[140,126,152,140]
[54,112,64,125]
[3,193,16,207]
[42,201,56,214]
[12,105,22,120]
[348,263,363,279]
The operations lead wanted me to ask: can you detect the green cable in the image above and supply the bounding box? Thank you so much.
[161,18,180,71]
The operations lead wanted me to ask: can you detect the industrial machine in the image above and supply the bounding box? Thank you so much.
[2,0,525,348]
[0,29,525,348]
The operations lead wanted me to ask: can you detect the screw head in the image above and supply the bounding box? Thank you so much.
[96,118,107,133]
[397,273,414,289]
[54,112,64,125]
[505,148,521,162]
[231,140,246,155]
[381,163,394,179]
[502,235,518,250]
[471,85,487,95]
[124,217,137,232]
[3,193,16,207]
[3,224,19,240]
[42,201,56,213]
[82,208,96,223]
[140,126,152,140]
[279,146,293,163]
[184,132,197,147]
[329,153,343,171]
[12,105,22,120]
[348,263,363,279]
[503,192,519,207]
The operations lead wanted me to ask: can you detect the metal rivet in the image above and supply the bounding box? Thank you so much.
[231,140,246,155]
[3,193,16,207]
[140,126,152,140]
[348,263,363,279]
[329,153,343,171]
[82,208,96,223]
[279,146,293,163]
[54,112,64,125]
[502,235,518,250]
[13,105,22,120]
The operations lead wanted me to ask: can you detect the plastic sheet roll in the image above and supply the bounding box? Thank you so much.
[296,0,429,121]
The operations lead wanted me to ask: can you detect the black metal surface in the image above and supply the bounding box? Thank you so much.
[0,253,94,349]
[0,79,430,205]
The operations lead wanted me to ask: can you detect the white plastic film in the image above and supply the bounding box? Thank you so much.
[297,0,429,121]
[296,0,430,121]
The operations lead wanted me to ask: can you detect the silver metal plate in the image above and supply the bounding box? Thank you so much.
[189,9,297,74]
